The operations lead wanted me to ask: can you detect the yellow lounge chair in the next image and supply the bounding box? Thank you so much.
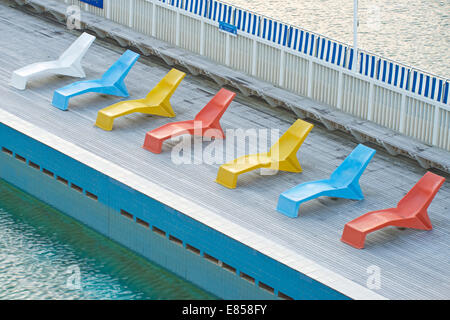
[215,119,314,189]
[95,68,186,130]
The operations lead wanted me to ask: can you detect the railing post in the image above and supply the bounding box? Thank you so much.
[399,93,407,133]
[307,59,314,98]
[353,0,359,72]
[129,0,135,28]
[151,0,156,37]
[432,105,440,146]
[106,0,111,20]
[336,70,343,109]
[279,49,285,87]
[225,34,230,66]
[176,10,180,46]
[251,39,257,76]
[367,82,375,121]
[200,20,205,55]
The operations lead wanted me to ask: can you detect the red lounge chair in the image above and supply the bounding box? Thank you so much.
[143,88,236,153]
[341,171,445,249]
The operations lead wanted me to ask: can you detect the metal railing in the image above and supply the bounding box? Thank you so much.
[63,0,450,151]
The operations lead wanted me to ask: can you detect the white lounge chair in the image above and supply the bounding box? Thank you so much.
[10,32,96,90]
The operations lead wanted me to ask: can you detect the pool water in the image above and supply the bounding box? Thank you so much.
[0,178,217,300]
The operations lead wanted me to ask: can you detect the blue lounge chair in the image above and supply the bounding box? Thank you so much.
[277,144,376,218]
[52,50,140,110]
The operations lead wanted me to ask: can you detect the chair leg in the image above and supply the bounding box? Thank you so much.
[393,211,433,230]
[276,194,301,218]
[158,99,176,118]
[204,120,225,139]
[216,167,239,189]
[417,210,433,230]
[143,134,164,154]
[114,79,130,97]
[278,155,303,173]
[341,224,367,249]
[10,73,27,90]
[95,111,115,131]
[52,92,69,111]
[68,62,86,78]
[345,181,365,200]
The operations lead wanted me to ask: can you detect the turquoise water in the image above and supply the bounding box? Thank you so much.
[0,178,216,300]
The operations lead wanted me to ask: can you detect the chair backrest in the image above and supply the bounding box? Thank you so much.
[194,88,236,125]
[329,144,376,187]
[144,68,186,104]
[100,50,140,84]
[269,119,313,160]
[396,171,445,214]
[58,32,96,66]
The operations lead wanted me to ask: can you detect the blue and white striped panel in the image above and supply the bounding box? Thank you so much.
[182,0,207,16]
[286,26,294,48]
[168,0,182,8]
[434,79,444,102]
[316,38,327,61]
[409,71,438,100]
[406,73,450,103]
[330,42,346,66]
[391,64,409,89]
[443,81,449,104]
[430,77,449,102]
[317,38,341,63]
[276,23,289,46]
[234,9,259,35]
[208,0,233,23]
[290,28,314,55]
[308,34,316,56]
[341,47,348,68]
[410,71,423,95]
[347,48,355,70]
[395,66,409,89]
[427,77,439,101]
[421,75,432,99]
[359,53,376,78]
[260,18,289,45]
[376,59,396,85]
[288,27,300,50]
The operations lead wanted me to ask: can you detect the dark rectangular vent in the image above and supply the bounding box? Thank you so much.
[71,183,83,193]
[169,235,183,246]
[203,253,219,265]
[258,282,274,294]
[15,154,26,162]
[240,272,255,284]
[186,244,200,255]
[57,176,68,184]
[152,226,166,237]
[136,217,149,228]
[120,209,133,220]
[85,191,98,201]
[1,147,13,156]
[28,161,40,170]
